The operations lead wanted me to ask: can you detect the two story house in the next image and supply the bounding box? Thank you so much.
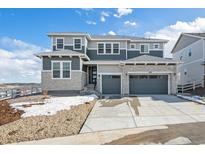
[172,33,205,89]
[36,32,179,95]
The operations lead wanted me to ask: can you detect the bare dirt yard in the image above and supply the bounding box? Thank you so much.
[0,95,96,144]
[105,122,205,145]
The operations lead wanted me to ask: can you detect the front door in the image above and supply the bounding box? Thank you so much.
[89,66,97,84]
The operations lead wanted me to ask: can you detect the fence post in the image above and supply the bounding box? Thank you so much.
[193,81,195,90]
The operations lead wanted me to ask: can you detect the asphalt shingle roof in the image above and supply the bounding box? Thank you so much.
[123,55,178,63]
[185,33,205,38]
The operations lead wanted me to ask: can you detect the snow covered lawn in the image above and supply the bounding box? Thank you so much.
[177,94,205,105]
[10,94,98,117]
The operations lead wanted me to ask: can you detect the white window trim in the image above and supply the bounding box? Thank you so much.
[56,37,64,50]
[73,37,82,50]
[153,43,160,49]
[97,42,120,55]
[51,61,71,80]
[130,43,136,49]
[140,44,149,54]
[112,42,120,55]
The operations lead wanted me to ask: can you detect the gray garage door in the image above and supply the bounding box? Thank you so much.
[129,75,168,94]
[102,75,121,94]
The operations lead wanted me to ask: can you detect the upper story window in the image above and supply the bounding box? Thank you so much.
[97,42,120,54]
[140,44,149,53]
[52,61,71,79]
[105,43,112,54]
[74,38,82,50]
[113,43,119,54]
[56,38,64,50]
[130,43,136,49]
[98,43,104,54]
[153,43,159,49]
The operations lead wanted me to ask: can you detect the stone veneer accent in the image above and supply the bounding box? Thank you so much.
[41,71,86,91]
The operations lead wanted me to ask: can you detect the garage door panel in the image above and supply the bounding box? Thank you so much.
[102,75,121,94]
[129,75,168,94]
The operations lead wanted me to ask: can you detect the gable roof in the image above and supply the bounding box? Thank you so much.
[171,33,205,53]
[122,55,179,64]
[47,32,168,42]
[91,35,168,42]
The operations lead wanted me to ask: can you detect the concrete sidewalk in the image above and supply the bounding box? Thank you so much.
[16,125,168,145]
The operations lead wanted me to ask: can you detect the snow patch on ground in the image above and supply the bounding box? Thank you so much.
[10,94,98,117]
[177,94,205,105]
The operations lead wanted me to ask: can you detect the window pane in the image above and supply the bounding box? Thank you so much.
[62,62,70,78]
[53,70,60,78]
[98,43,104,48]
[98,49,104,53]
[57,39,63,43]
[53,62,60,70]
[106,49,112,53]
[141,45,148,53]
[63,71,70,78]
[154,44,159,48]
[74,39,81,49]
[113,43,119,49]
[57,39,64,49]
[98,43,104,54]
[113,43,119,54]
[75,39,81,44]
[113,49,119,54]
[106,43,111,53]
[63,62,70,70]
[57,44,63,49]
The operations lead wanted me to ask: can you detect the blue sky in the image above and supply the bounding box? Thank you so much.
[0,8,205,48]
[0,8,205,83]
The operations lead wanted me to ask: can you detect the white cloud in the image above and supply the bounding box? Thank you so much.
[124,21,137,26]
[114,8,133,18]
[0,37,49,83]
[108,31,116,35]
[145,17,205,58]
[86,20,97,25]
[100,11,110,22]
[81,8,93,11]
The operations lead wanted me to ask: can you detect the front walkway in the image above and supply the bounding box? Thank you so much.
[80,95,205,133]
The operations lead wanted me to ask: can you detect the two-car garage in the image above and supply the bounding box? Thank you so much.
[101,74,168,95]
[129,75,168,94]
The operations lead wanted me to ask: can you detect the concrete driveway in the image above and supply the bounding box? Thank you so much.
[80,95,205,133]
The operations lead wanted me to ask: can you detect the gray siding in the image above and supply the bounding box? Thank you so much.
[87,49,126,60]
[52,45,85,53]
[127,50,163,59]
[173,35,200,53]
[43,56,80,70]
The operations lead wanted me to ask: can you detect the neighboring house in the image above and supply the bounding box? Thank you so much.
[172,33,205,87]
[36,32,179,95]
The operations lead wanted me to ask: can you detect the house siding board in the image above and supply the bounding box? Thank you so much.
[173,35,200,53]
[87,49,126,60]
[173,39,204,84]
[127,42,164,50]
[42,56,80,70]
[127,50,163,59]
